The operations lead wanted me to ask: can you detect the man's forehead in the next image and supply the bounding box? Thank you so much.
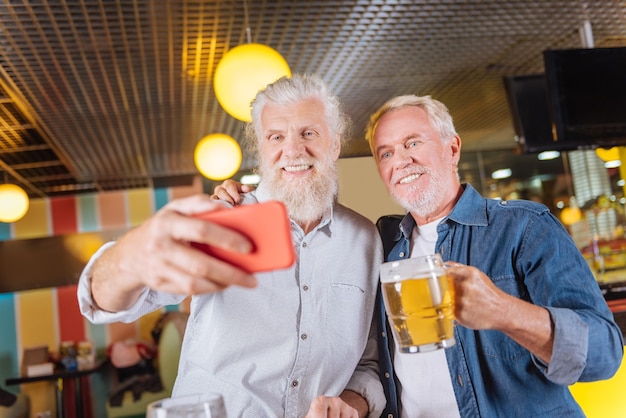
[262,101,326,129]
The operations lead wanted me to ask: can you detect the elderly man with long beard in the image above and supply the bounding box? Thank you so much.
[77,74,386,418]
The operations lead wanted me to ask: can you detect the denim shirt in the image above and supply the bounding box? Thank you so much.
[377,184,624,418]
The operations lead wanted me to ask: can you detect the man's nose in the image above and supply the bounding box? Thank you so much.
[392,146,413,167]
[282,135,306,156]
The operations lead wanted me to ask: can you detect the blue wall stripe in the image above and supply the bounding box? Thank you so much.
[153,188,169,211]
[88,321,107,354]
[78,194,99,231]
[0,222,11,241]
[0,293,18,389]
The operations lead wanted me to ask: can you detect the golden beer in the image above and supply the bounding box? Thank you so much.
[380,255,455,353]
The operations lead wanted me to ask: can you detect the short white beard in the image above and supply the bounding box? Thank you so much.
[259,154,338,225]
[392,166,444,219]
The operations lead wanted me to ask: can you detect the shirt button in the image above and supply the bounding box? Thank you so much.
[303,285,309,291]
[457,375,463,386]
[399,252,405,257]
[387,414,394,418]
[300,333,308,340]
[381,331,386,338]
[291,380,299,387]
[384,372,390,378]
[302,242,307,248]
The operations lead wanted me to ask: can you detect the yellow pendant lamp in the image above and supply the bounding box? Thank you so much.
[0,183,29,223]
[194,133,242,181]
[213,1,291,122]
[214,43,291,122]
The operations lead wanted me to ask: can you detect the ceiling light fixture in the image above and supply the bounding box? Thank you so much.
[537,150,560,161]
[0,182,29,223]
[604,160,622,169]
[491,168,512,180]
[194,133,242,181]
[213,0,291,122]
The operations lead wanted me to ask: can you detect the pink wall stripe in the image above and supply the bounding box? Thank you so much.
[169,175,203,200]
[51,196,78,235]
[108,322,138,345]
[98,191,127,230]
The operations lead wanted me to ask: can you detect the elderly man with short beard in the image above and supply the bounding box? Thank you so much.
[77,74,386,418]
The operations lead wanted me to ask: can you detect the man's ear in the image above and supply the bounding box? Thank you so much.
[332,135,342,161]
[450,135,462,165]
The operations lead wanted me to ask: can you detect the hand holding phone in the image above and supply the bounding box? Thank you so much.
[191,201,295,273]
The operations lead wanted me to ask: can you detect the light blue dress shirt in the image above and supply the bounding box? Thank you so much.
[78,183,386,417]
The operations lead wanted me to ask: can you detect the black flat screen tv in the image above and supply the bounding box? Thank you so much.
[543,47,626,150]
[503,74,557,153]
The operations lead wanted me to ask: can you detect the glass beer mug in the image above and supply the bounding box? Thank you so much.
[380,254,455,353]
[147,393,227,418]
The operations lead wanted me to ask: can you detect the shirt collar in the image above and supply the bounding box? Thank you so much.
[397,183,488,241]
[445,183,488,227]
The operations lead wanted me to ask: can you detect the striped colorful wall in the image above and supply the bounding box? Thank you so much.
[0,177,202,418]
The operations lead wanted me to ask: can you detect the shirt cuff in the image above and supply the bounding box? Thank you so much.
[76,241,181,324]
[534,307,588,385]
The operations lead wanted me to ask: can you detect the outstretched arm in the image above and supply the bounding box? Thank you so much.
[90,194,256,313]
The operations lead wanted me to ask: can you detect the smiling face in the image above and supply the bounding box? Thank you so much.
[258,97,341,224]
[372,105,462,224]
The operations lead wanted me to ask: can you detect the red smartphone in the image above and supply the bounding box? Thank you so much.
[191,201,295,273]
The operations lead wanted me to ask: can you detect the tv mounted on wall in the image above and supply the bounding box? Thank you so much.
[543,46,626,150]
[503,74,556,154]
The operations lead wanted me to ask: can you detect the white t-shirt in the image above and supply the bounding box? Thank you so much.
[395,218,461,418]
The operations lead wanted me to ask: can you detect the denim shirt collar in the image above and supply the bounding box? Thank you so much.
[397,183,487,242]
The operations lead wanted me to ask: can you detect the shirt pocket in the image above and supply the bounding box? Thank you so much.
[325,281,368,338]
[490,273,529,301]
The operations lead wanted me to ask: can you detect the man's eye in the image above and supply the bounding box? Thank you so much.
[380,151,391,160]
[408,140,419,148]
[270,135,282,141]
[303,130,314,137]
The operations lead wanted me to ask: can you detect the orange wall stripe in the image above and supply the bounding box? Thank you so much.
[56,285,86,343]
[127,188,154,227]
[51,196,78,235]
[12,198,50,239]
[98,191,127,230]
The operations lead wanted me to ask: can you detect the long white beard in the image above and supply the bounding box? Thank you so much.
[259,155,338,225]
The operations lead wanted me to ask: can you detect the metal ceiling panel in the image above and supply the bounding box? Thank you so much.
[0,0,624,197]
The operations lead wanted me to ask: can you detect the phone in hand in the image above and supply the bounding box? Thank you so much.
[191,201,295,273]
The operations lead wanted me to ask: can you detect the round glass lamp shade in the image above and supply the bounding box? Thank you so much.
[560,207,582,226]
[214,43,291,122]
[194,133,242,181]
[0,183,29,223]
